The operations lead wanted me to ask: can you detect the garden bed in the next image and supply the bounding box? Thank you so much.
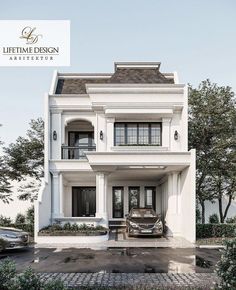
[38,230,107,236]
[38,223,108,237]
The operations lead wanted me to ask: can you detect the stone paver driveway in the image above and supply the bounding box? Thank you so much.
[39,272,218,289]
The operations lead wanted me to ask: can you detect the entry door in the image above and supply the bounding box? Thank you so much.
[128,187,140,212]
[145,187,156,210]
[72,187,96,217]
[112,187,124,218]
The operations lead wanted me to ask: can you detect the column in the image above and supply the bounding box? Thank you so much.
[166,172,180,236]
[106,118,115,151]
[96,172,109,223]
[162,117,171,149]
[52,171,64,219]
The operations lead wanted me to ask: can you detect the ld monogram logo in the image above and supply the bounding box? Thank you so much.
[20,26,42,44]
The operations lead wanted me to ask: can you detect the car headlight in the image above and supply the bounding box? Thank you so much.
[1,234,18,239]
[154,220,163,230]
[129,221,139,228]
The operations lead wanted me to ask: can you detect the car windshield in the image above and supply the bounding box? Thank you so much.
[130,208,157,218]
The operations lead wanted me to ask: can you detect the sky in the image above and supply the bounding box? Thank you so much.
[0,0,236,145]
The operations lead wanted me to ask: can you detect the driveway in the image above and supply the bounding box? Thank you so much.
[0,247,221,274]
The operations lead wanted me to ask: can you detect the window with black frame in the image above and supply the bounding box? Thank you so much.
[114,122,161,146]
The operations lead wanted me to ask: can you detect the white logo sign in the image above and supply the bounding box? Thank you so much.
[0,20,70,66]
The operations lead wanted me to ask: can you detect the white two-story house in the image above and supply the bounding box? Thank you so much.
[35,62,196,244]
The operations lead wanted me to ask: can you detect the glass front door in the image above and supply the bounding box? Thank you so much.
[145,187,156,210]
[128,187,140,212]
[72,187,96,217]
[112,187,124,218]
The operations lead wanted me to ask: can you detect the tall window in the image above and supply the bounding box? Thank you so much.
[114,123,161,146]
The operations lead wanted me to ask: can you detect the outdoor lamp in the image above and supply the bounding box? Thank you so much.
[53,130,57,141]
[100,130,104,140]
[174,130,179,140]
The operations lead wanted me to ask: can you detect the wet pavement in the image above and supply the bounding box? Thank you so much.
[0,246,221,273]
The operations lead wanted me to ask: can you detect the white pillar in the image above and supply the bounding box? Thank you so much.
[166,172,180,236]
[52,171,63,219]
[96,172,109,225]
[106,118,115,151]
[162,117,171,149]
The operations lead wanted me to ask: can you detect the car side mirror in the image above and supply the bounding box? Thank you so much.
[125,214,128,218]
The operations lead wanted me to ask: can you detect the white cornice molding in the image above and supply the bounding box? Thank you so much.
[49,70,58,95]
[86,84,185,94]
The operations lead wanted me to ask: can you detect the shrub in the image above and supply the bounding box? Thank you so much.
[0,259,67,290]
[197,224,236,239]
[14,267,42,290]
[71,223,79,231]
[15,213,26,226]
[209,213,219,224]
[0,258,16,290]
[63,222,71,231]
[0,215,12,227]
[216,238,236,289]
[226,216,236,224]
[26,206,34,225]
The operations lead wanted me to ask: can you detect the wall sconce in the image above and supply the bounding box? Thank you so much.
[100,130,104,140]
[53,130,57,141]
[174,130,179,141]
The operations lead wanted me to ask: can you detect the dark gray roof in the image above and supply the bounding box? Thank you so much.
[108,68,173,84]
[55,78,109,94]
[55,67,174,94]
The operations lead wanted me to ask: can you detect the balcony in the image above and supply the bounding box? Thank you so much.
[61,145,96,160]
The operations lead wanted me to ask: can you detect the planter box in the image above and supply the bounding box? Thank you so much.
[38,230,107,236]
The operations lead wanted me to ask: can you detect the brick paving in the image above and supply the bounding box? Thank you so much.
[39,272,218,289]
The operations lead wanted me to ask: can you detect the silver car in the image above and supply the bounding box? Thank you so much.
[0,227,29,250]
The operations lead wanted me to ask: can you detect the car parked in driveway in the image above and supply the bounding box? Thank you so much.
[0,227,29,250]
[126,208,163,237]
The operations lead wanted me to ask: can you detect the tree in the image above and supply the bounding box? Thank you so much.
[188,80,236,223]
[0,125,12,203]
[4,118,44,201]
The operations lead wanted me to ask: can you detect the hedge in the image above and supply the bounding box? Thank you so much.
[196,223,236,239]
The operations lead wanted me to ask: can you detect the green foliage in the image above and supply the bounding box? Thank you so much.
[15,213,26,226]
[209,213,219,224]
[13,267,42,290]
[4,118,44,181]
[63,222,71,231]
[196,224,236,239]
[226,216,236,224]
[0,258,16,290]
[216,238,236,289]
[0,259,67,290]
[188,80,236,223]
[0,148,12,204]
[4,118,44,202]
[40,223,107,234]
[26,206,34,225]
[0,215,12,227]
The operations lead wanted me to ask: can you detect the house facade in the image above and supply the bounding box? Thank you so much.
[35,62,196,244]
